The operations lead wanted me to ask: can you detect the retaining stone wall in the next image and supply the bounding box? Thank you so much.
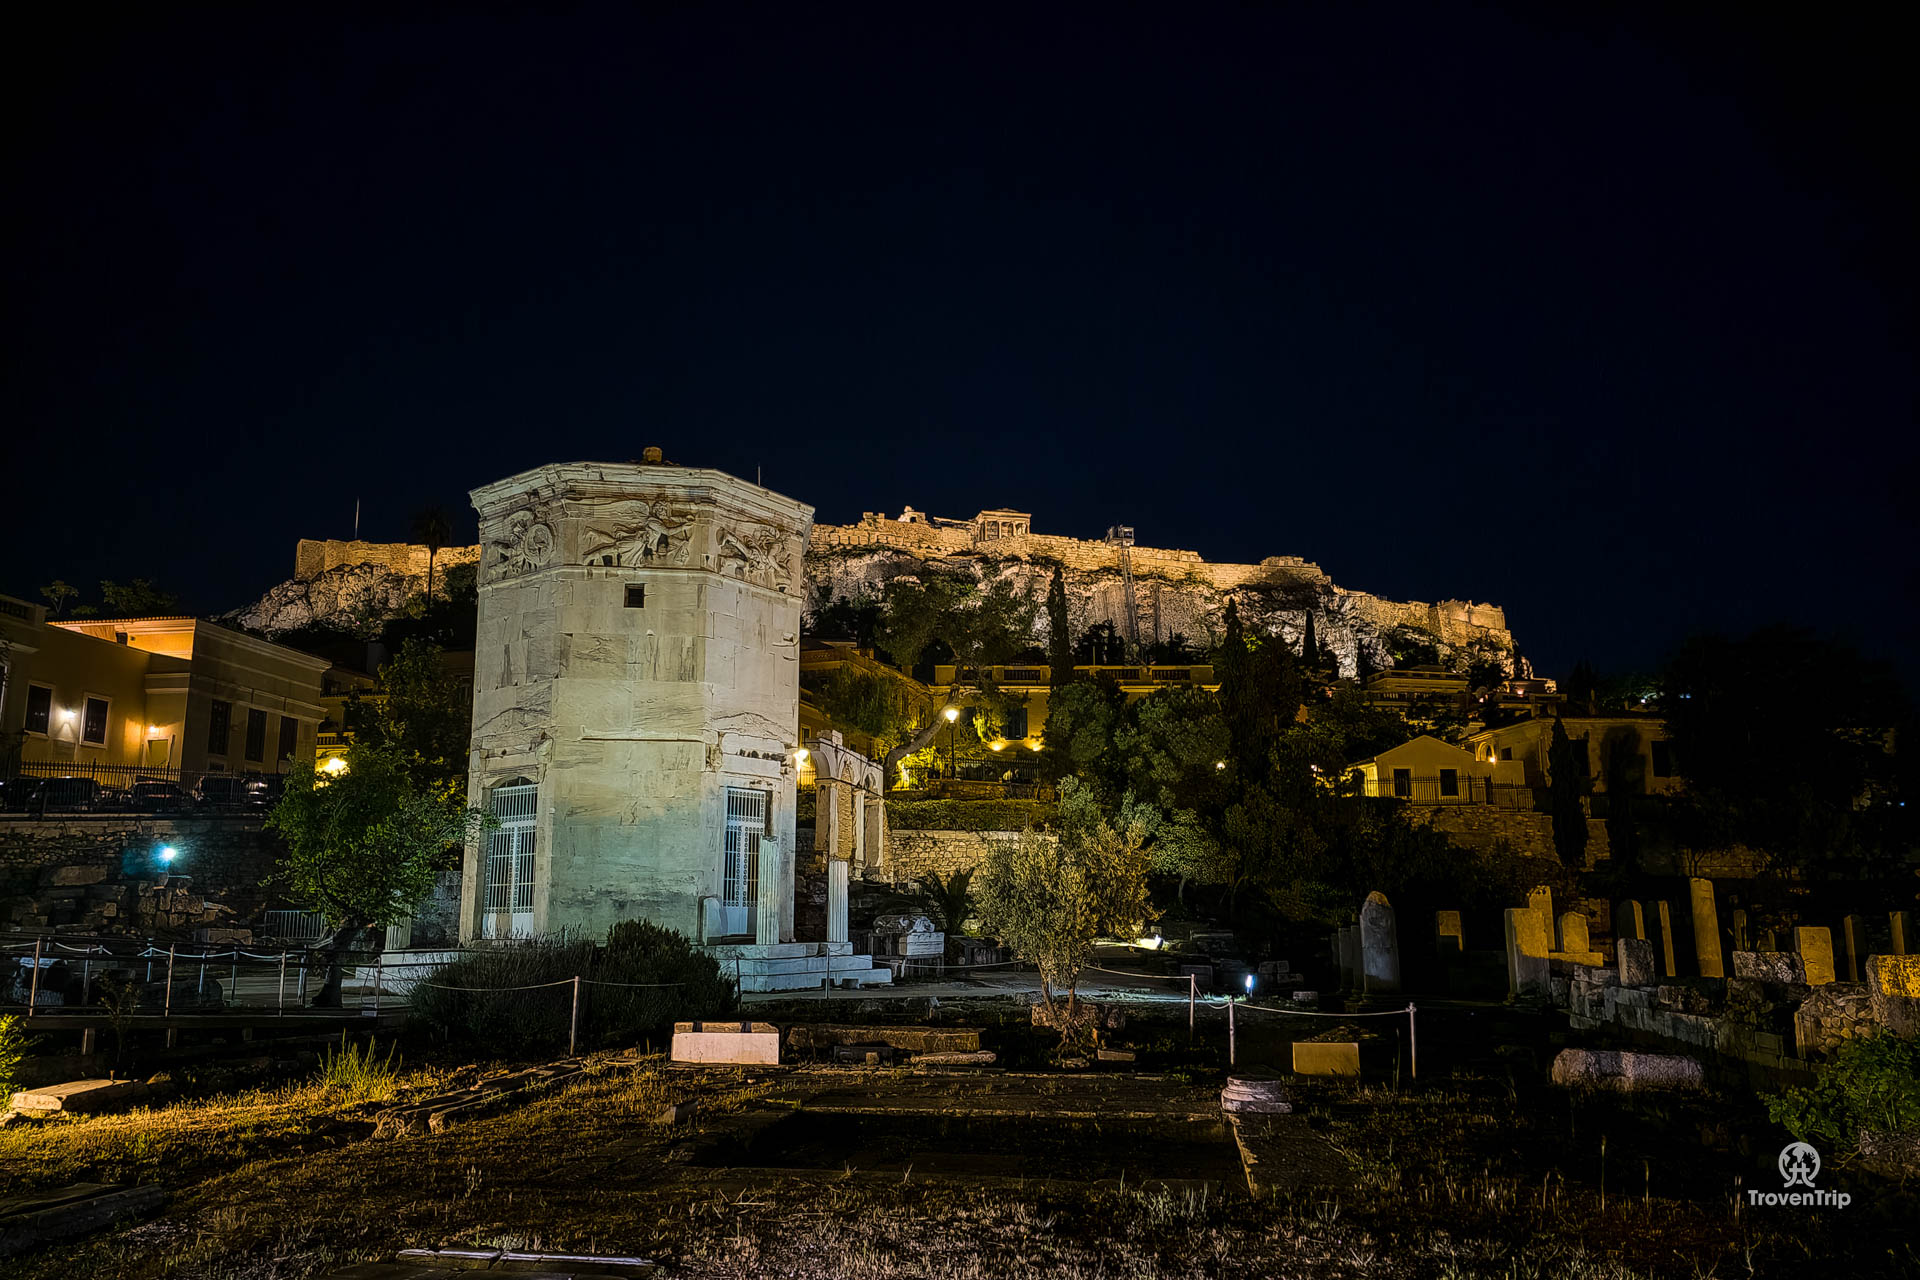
[1419,807,1611,864]
[0,817,290,938]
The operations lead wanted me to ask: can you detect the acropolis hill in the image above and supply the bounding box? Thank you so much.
[234,503,1521,678]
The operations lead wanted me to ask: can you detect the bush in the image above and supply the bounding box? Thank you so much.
[0,1014,31,1097]
[316,1033,403,1103]
[1767,1034,1920,1153]
[411,921,736,1052]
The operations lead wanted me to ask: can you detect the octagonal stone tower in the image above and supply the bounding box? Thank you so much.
[461,456,811,945]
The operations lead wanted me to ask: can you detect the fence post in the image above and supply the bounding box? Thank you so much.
[277,952,287,1015]
[1408,1002,1418,1080]
[81,953,92,1010]
[26,936,42,1017]
[297,951,308,1008]
[1228,995,1236,1068]
[198,952,207,996]
[569,975,581,1057]
[372,956,383,1015]
[145,939,154,984]
[165,945,176,1018]
[1188,974,1195,1041]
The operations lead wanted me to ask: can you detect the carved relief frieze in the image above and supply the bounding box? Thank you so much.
[714,520,801,594]
[487,510,555,581]
[577,499,697,569]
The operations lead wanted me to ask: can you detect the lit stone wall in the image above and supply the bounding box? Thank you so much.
[462,462,812,944]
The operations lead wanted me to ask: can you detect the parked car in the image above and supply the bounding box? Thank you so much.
[26,776,105,812]
[0,778,38,811]
[130,780,189,812]
[194,772,282,810]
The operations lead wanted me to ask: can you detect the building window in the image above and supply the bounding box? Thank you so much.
[244,709,267,762]
[1391,768,1412,798]
[484,780,538,936]
[278,715,299,763]
[1572,736,1591,777]
[81,696,110,746]
[207,699,231,756]
[23,685,52,736]
[721,787,768,935]
[1650,740,1673,778]
[1439,768,1459,797]
[625,584,646,608]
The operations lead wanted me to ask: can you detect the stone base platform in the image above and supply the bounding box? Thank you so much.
[707,942,893,992]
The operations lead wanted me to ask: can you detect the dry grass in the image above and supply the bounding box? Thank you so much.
[3,1057,1915,1280]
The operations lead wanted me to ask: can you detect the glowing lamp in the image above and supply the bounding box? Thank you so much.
[943,707,960,723]
[989,741,1004,751]
[1215,760,1227,771]
[1244,974,1254,993]
[793,747,810,764]
[158,846,177,865]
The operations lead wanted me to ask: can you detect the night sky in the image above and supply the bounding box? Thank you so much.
[5,5,1913,680]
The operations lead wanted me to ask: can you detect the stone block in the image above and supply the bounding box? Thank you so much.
[1291,1042,1361,1077]
[45,866,109,887]
[1732,950,1805,984]
[1892,911,1912,956]
[1867,955,1920,1038]
[1558,912,1590,955]
[1360,891,1400,993]
[1794,927,1836,985]
[1688,878,1724,978]
[1505,907,1551,1000]
[1841,915,1866,983]
[1615,899,1646,941]
[1550,1049,1704,1091]
[8,1079,149,1116]
[1434,910,1463,956]
[1221,1069,1292,1113]
[671,1021,780,1065]
[1616,938,1656,986]
[1652,901,1678,977]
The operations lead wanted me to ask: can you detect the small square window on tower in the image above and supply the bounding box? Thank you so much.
[624,584,646,608]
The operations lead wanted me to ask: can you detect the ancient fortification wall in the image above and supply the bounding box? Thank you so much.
[260,508,1519,678]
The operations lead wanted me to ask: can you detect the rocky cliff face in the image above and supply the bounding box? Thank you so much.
[806,545,1523,678]
[230,525,1524,676]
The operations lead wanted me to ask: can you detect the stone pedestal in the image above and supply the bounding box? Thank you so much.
[672,1020,781,1065]
[756,838,785,946]
[1652,900,1678,978]
[1221,1070,1293,1113]
[1893,912,1912,956]
[1794,926,1836,985]
[1616,937,1655,986]
[1558,912,1590,955]
[1529,886,1555,945]
[1615,900,1646,941]
[1688,878,1723,978]
[1505,907,1551,1000]
[1360,891,1400,994]
[826,858,849,945]
[1841,915,1865,983]
[1434,910,1464,957]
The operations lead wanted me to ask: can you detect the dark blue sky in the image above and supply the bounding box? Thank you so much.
[5,4,1913,678]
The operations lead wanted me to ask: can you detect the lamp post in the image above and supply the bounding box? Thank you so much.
[943,705,960,785]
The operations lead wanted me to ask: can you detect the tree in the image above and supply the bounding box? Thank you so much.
[412,506,455,604]
[1300,610,1320,672]
[1038,674,1127,788]
[266,745,488,1005]
[344,639,472,799]
[1074,621,1125,666]
[1045,567,1074,689]
[975,779,1153,1042]
[92,579,179,617]
[1660,627,1909,876]
[1601,725,1645,869]
[1548,715,1590,868]
[38,580,77,618]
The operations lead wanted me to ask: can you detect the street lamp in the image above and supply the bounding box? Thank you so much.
[943,706,960,783]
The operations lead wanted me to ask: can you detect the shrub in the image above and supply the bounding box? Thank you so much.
[1767,1033,1920,1153]
[411,921,736,1052]
[316,1033,403,1103]
[0,1014,32,1097]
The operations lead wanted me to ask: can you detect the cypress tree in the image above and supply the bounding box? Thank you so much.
[1046,568,1074,688]
[1301,610,1320,672]
[1548,715,1590,867]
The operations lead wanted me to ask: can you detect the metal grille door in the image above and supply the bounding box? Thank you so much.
[484,782,538,938]
[720,787,766,937]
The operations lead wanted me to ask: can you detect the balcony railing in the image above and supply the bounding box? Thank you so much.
[1358,774,1536,809]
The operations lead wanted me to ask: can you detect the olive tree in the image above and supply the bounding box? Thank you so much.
[266,745,488,1006]
[975,779,1153,1043]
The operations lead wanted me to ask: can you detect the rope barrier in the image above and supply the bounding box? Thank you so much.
[1082,964,1191,982]
[1228,1000,1412,1018]
[412,978,578,993]
[579,978,686,989]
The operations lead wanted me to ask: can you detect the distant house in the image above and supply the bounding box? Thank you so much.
[1346,733,1528,806]
[0,595,329,783]
[1464,713,1676,797]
